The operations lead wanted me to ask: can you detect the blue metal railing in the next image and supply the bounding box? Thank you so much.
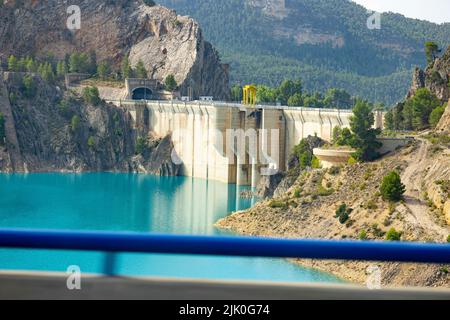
[0,229,450,267]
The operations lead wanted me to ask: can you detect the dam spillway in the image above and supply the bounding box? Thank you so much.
[107,100,384,187]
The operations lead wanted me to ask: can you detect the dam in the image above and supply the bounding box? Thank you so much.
[107,99,385,187]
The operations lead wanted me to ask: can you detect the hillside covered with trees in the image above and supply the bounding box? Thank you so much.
[159,0,450,106]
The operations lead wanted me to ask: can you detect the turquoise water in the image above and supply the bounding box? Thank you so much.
[0,173,341,283]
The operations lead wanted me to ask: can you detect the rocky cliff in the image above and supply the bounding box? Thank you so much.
[408,46,450,103]
[0,0,229,100]
[437,101,450,132]
[0,72,181,174]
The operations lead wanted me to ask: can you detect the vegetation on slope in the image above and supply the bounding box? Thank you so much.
[159,0,450,105]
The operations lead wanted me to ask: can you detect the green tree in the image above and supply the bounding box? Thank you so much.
[82,86,101,106]
[403,88,440,130]
[121,56,133,79]
[25,57,38,73]
[335,203,352,224]
[230,84,243,102]
[39,62,55,83]
[380,171,406,202]
[256,85,276,103]
[69,53,81,73]
[87,136,96,149]
[71,115,80,132]
[334,127,353,146]
[324,88,352,109]
[425,41,440,65]
[135,137,148,155]
[22,74,36,98]
[8,55,18,71]
[429,104,446,128]
[135,60,148,79]
[350,99,381,161]
[56,60,68,78]
[87,50,98,75]
[165,74,178,92]
[386,228,402,241]
[287,93,303,107]
[97,61,111,80]
[277,79,302,105]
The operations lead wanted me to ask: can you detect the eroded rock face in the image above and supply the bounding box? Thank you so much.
[407,46,450,103]
[0,0,229,100]
[436,101,450,133]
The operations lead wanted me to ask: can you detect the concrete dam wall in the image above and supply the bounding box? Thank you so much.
[110,100,382,186]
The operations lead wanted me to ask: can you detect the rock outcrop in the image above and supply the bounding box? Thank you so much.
[407,46,450,103]
[0,0,229,100]
[436,100,450,133]
[0,72,181,174]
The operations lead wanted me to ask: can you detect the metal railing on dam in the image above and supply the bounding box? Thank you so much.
[105,98,356,114]
[0,228,449,299]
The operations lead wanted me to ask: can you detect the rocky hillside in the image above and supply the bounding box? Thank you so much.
[0,71,180,174]
[437,103,450,132]
[217,139,450,287]
[408,46,450,103]
[0,0,229,100]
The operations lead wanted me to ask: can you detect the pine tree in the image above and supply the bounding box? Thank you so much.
[8,55,18,71]
[121,56,133,79]
[380,171,406,202]
[165,74,177,91]
[135,60,148,79]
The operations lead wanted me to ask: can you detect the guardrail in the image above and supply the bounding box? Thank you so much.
[1,229,449,276]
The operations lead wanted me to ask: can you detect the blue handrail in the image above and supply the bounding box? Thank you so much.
[0,228,449,263]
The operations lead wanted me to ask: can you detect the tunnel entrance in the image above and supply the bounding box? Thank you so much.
[132,87,153,100]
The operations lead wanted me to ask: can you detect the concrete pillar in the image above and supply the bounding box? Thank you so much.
[251,163,260,189]
[236,158,247,186]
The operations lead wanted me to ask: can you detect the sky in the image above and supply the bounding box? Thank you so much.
[351,0,450,24]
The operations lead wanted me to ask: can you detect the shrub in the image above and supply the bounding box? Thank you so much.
[328,166,340,175]
[348,156,357,165]
[386,228,401,241]
[71,115,80,132]
[165,74,178,92]
[82,86,101,106]
[135,137,148,155]
[269,200,288,209]
[135,60,148,79]
[97,61,111,80]
[293,188,302,198]
[380,171,406,202]
[318,186,334,197]
[429,105,445,127]
[87,136,96,149]
[22,74,36,98]
[359,230,368,240]
[335,203,352,224]
[447,235,450,243]
[311,155,321,169]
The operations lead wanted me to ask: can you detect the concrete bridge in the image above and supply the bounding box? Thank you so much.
[108,99,384,187]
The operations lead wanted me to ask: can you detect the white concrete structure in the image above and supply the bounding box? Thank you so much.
[108,100,384,186]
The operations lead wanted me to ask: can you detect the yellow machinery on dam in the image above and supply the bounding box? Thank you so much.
[243,85,257,105]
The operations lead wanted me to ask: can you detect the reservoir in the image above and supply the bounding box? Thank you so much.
[0,173,341,283]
